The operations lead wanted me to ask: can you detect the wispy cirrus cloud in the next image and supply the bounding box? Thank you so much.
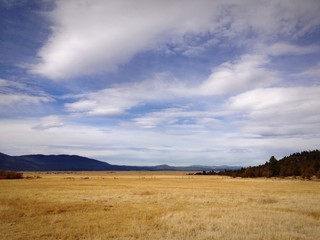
[295,62,320,79]
[32,115,64,130]
[265,42,320,56]
[0,94,50,106]
[0,79,53,115]
[132,107,221,129]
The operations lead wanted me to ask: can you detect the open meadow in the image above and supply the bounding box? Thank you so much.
[1,172,319,240]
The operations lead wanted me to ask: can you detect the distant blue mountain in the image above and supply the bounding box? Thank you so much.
[0,152,241,172]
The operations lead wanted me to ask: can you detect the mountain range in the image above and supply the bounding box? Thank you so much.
[0,152,241,172]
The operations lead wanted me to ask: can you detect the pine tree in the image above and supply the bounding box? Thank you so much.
[268,156,279,177]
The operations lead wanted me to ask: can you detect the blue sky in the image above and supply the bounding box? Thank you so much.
[1,0,320,166]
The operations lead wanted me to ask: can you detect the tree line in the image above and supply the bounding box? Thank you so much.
[196,150,320,179]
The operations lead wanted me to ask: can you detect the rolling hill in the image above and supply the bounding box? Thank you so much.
[0,152,240,172]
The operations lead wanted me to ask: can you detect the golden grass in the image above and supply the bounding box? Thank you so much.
[0,172,319,239]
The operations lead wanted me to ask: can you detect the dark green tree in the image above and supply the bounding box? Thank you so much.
[268,156,279,177]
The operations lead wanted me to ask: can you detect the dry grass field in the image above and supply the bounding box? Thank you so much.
[0,172,319,240]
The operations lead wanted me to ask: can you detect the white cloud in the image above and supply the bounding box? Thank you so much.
[0,119,224,165]
[266,42,320,56]
[65,75,177,116]
[197,55,279,95]
[226,86,320,136]
[0,78,18,87]
[30,0,320,79]
[133,107,221,129]
[227,87,320,112]
[295,62,320,79]
[0,94,50,106]
[0,79,52,108]
[30,0,221,79]
[33,115,64,130]
[0,79,53,117]
[0,117,319,166]
[65,54,280,116]
[221,0,320,38]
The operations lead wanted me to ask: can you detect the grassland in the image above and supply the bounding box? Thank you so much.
[0,172,319,240]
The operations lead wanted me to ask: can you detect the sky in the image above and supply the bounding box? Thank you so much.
[0,0,320,166]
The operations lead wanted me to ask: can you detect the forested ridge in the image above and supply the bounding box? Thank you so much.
[197,150,320,179]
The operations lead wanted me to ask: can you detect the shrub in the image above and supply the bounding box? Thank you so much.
[301,168,313,180]
[0,170,23,179]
